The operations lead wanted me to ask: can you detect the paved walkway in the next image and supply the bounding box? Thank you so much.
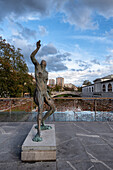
[0,122,113,170]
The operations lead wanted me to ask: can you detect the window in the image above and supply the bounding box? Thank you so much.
[103,85,106,92]
[89,88,91,92]
[92,87,94,92]
[108,83,112,92]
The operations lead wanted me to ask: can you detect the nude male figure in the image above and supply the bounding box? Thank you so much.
[30,40,55,142]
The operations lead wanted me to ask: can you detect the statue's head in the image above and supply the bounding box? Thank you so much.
[41,60,46,69]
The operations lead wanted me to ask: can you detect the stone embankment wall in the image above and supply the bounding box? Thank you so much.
[44,99,113,112]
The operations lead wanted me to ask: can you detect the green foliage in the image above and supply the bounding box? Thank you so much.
[0,37,35,97]
[55,94,76,97]
[47,85,52,95]
[53,85,62,92]
[78,86,82,92]
[83,80,92,86]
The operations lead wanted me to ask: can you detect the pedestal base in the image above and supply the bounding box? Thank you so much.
[21,124,56,161]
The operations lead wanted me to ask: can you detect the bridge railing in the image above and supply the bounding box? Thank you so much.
[50,97,113,122]
[0,98,33,122]
[0,97,113,122]
[51,91,81,97]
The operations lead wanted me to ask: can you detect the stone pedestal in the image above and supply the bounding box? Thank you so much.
[21,124,56,161]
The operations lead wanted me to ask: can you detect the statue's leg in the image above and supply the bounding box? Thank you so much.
[41,95,55,129]
[37,97,44,136]
[34,88,39,106]
[33,90,44,142]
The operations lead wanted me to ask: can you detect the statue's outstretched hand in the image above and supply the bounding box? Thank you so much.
[36,40,41,49]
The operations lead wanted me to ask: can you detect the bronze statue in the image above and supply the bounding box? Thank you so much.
[30,40,55,142]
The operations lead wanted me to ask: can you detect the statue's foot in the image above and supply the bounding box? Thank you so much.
[35,125,38,129]
[41,124,52,130]
[32,133,42,142]
[35,124,52,130]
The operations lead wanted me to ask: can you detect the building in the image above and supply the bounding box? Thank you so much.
[49,79,55,86]
[64,83,78,91]
[82,74,113,97]
[82,84,94,97]
[56,77,64,87]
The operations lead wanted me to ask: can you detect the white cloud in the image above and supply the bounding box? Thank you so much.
[8,19,37,40]
[8,37,34,60]
[0,0,55,21]
[58,0,113,29]
[69,35,113,46]
[38,43,57,56]
[8,38,69,72]
[38,25,48,36]
[49,60,113,86]
[108,49,113,54]
[61,0,98,30]
[1,0,113,30]
[91,59,100,65]
[84,0,113,19]
[5,35,113,86]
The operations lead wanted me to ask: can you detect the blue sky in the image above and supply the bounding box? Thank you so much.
[1,0,113,86]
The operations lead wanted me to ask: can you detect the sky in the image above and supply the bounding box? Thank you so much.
[1,0,113,86]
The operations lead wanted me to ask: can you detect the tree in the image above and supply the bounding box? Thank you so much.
[82,80,92,86]
[53,85,62,92]
[78,86,82,92]
[0,37,34,97]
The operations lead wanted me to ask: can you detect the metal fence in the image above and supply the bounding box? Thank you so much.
[0,97,113,122]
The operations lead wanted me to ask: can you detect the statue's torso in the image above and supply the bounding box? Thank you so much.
[35,64,48,94]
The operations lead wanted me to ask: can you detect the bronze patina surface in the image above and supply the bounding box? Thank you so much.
[30,40,55,142]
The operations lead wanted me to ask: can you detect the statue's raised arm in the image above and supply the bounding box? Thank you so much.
[30,40,41,65]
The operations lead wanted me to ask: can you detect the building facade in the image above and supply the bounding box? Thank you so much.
[82,84,94,97]
[49,79,55,86]
[82,75,113,97]
[56,77,64,87]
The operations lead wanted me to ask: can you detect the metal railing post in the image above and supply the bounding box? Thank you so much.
[94,99,96,121]
[10,99,12,118]
[31,97,33,112]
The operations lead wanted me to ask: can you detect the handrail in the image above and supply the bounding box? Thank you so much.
[0,97,33,100]
[0,97,113,100]
[53,97,113,100]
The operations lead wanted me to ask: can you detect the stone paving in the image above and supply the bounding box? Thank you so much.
[0,121,113,170]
